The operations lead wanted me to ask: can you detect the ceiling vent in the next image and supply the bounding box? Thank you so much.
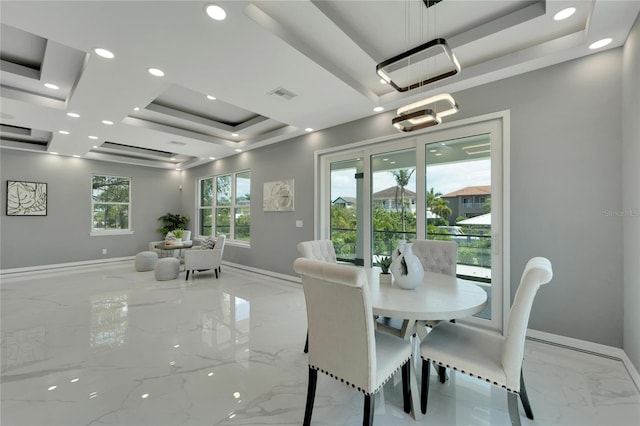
[169,141,187,146]
[267,86,297,101]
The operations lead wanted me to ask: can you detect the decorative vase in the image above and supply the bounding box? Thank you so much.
[379,273,392,285]
[391,239,407,262]
[182,230,192,242]
[390,243,424,290]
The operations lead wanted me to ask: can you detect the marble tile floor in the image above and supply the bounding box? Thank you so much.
[1,262,639,426]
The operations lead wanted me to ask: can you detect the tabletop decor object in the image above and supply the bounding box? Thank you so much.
[378,256,393,285]
[390,242,424,290]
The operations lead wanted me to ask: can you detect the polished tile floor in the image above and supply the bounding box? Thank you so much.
[1,262,639,426]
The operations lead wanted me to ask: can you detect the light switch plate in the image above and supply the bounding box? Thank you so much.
[296,220,303,228]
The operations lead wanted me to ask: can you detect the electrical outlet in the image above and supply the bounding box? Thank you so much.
[102,249,107,255]
[296,220,303,228]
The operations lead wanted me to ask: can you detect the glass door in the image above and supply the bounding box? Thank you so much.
[328,155,365,265]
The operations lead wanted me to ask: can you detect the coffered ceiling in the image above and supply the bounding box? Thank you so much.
[1,1,638,169]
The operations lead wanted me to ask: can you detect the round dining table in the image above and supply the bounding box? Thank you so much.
[364,268,488,419]
[366,268,488,322]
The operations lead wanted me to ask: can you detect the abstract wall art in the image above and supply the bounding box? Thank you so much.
[6,180,48,216]
[263,179,294,212]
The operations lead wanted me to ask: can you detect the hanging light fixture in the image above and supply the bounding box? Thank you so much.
[392,93,458,132]
[383,1,460,132]
[376,38,460,93]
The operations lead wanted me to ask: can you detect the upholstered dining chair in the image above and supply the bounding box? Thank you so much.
[183,235,225,280]
[297,240,338,353]
[411,239,457,276]
[419,257,553,426]
[293,258,413,426]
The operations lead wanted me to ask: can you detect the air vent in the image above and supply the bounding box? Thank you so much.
[267,86,297,101]
[169,141,187,146]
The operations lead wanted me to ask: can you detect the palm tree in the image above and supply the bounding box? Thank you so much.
[391,168,415,233]
[426,187,452,222]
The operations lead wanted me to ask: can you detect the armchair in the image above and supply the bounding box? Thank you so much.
[184,235,225,280]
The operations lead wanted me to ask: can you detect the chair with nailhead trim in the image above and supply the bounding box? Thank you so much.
[293,258,413,426]
[419,257,553,426]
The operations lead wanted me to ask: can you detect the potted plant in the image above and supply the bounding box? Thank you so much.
[157,213,190,236]
[378,256,393,285]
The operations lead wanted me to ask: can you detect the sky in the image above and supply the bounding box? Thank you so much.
[331,159,490,199]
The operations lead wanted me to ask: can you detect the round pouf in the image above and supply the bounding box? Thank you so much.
[154,257,180,281]
[135,251,158,272]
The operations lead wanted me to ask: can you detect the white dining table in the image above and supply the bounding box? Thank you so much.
[365,268,488,419]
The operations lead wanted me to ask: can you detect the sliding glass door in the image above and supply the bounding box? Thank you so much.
[318,116,507,332]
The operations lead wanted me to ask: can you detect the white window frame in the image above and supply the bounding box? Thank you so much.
[197,169,251,245]
[90,174,133,236]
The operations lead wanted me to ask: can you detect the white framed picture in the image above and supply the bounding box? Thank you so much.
[263,179,294,212]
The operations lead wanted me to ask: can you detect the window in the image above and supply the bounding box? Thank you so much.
[198,170,250,242]
[91,175,131,234]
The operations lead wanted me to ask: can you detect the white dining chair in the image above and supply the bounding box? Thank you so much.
[411,239,457,276]
[293,258,413,426]
[419,257,553,426]
[297,240,338,353]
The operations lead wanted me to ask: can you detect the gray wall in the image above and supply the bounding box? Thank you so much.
[184,48,627,349]
[0,150,182,269]
[622,14,640,372]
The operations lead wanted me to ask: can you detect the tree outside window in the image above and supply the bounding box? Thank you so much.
[91,175,131,232]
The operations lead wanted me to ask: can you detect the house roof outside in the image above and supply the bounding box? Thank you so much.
[441,185,491,198]
[373,186,416,200]
[332,196,356,205]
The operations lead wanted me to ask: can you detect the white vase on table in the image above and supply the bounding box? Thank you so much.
[390,242,424,290]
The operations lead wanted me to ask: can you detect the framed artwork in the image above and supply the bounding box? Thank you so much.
[6,180,48,216]
[263,179,294,212]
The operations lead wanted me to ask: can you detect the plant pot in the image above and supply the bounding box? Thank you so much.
[380,273,392,285]
[182,230,191,242]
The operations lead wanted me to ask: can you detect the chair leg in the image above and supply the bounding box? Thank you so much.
[519,370,534,420]
[304,331,309,353]
[363,394,374,426]
[215,269,219,279]
[303,367,317,426]
[421,359,431,414]
[507,392,522,426]
[401,361,411,413]
[185,270,190,280]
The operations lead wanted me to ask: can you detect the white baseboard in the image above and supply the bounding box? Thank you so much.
[221,260,301,285]
[0,257,134,276]
[527,329,640,390]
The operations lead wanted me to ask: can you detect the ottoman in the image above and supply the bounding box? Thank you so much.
[154,257,180,281]
[135,251,158,272]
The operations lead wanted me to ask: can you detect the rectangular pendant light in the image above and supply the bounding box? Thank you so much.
[393,93,458,132]
[392,108,442,132]
[376,38,461,93]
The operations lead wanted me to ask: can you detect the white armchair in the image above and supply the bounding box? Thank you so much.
[184,235,225,280]
[411,239,457,276]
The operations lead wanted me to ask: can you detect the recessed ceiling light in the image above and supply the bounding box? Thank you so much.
[88,135,98,140]
[589,38,612,50]
[44,83,59,90]
[209,157,216,160]
[72,155,81,158]
[147,67,165,77]
[58,130,70,135]
[235,148,242,152]
[66,112,80,118]
[94,48,115,59]
[50,152,59,155]
[554,7,576,21]
[101,120,114,125]
[305,128,314,132]
[231,133,238,137]
[380,79,388,85]
[205,4,227,21]
[207,95,217,100]
[373,106,384,112]
[176,168,182,171]
[92,145,98,149]
[170,157,177,161]
[134,107,140,111]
